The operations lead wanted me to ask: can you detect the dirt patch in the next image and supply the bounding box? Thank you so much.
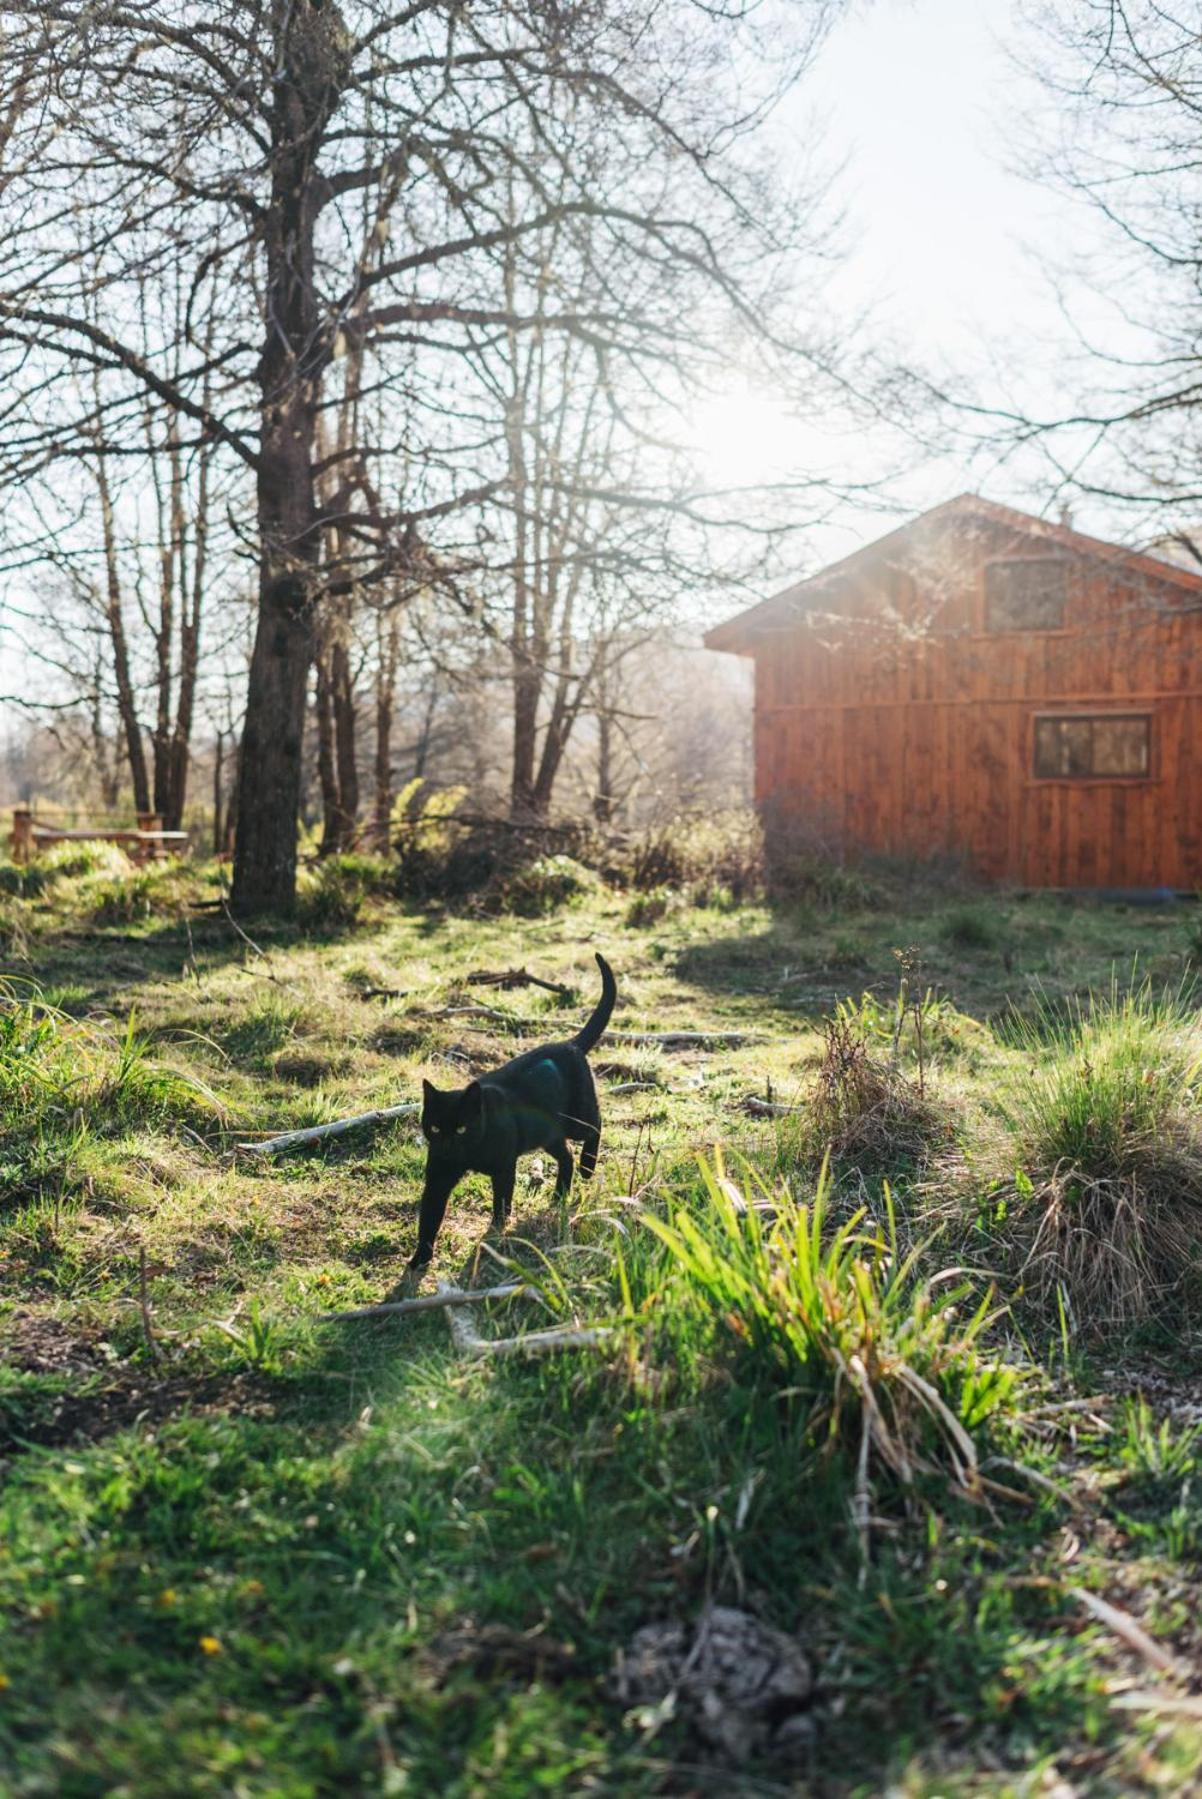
[1,1312,276,1454]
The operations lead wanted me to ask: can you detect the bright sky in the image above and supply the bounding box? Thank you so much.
[695,0,1117,568]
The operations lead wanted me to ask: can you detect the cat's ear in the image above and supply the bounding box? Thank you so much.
[421,1078,437,1101]
[462,1081,483,1117]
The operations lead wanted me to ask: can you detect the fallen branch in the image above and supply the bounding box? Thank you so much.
[234,1101,418,1158]
[1110,1690,1202,1719]
[609,1081,662,1095]
[442,1283,615,1359]
[322,1281,529,1322]
[466,967,574,999]
[436,1004,531,1031]
[1072,1588,1184,1675]
[359,986,409,1002]
[742,1096,802,1118]
[607,1030,766,1050]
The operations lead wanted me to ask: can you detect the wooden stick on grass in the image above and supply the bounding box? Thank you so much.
[441,1283,615,1358]
[234,1101,419,1158]
[322,1281,529,1322]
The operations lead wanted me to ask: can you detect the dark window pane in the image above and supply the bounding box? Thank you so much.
[1033,714,1150,779]
[985,559,1068,631]
[1092,719,1149,776]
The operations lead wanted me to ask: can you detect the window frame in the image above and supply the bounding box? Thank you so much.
[982,556,1071,635]
[1030,710,1154,784]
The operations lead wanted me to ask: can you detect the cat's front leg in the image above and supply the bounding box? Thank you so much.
[490,1164,515,1228]
[409,1164,458,1267]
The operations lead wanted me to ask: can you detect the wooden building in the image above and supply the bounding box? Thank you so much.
[705,494,1202,889]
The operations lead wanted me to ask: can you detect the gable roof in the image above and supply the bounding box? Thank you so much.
[704,492,1202,655]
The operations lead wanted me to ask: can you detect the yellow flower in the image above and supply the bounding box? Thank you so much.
[0,1674,10,1692]
[199,1635,223,1656]
[158,1589,178,1608]
[241,1579,265,1600]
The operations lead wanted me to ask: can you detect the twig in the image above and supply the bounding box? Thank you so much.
[441,1283,614,1358]
[606,1030,766,1049]
[139,1245,161,1363]
[359,986,409,1002]
[220,898,287,986]
[743,1096,802,1117]
[322,1281,528,1322]
[234,1101,418,1158]
[436,1004,532,1031]
[1109,1691,1202,1719]
[1072,1588,1185,1675]
[466,967,574,999]
[609,1080,661,1095]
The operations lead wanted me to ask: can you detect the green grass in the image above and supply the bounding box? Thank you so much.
[1,857,1201,1792]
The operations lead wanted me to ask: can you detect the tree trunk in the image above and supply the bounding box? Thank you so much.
[330,632,359,847]
[594,707,615,823]
[374,610,399,846]
[230,0,342,913]
[315,645,340,855]
[213,729,226,855]
[95,454,151,814]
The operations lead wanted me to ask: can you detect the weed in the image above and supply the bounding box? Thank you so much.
[646,1157,1021,1542]
[789,1013,950,1181]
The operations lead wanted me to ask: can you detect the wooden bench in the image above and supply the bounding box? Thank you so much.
[10,809,189,866]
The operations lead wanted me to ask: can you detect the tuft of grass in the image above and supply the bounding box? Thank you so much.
[787,1013,951,1181]
[993,981,1202,1332]
[645,1156,1021,1541]
[940,902,1005,952]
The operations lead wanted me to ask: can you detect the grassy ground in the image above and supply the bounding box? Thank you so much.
[2,853,1202,1795]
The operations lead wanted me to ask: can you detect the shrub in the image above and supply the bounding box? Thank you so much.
[88,868,161,924]
[624,886,674,928]
[496,853,600,917]
[297,853,392,931]
[940,903,1005,951]
[645,1157,1020,1528]
[790,1014,950,1180]
[390,780,471,898]
[991,982,1202,1331]
[40,839,134,882]
[0,860,49,899]
[625,809,763,898]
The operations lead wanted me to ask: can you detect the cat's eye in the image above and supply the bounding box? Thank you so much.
[456,1124,467,1135]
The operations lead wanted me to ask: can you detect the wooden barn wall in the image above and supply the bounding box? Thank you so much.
[752,517,1202,887]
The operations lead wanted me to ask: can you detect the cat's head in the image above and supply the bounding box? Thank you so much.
[421,1078,483,1146]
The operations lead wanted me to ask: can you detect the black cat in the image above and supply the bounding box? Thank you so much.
[409,952,616,1267]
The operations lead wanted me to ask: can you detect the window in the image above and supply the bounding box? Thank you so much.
[1033,714,1151,780]
[984,558,1068,632]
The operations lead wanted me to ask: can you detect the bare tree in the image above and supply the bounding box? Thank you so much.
[939,3,1202,536]
[0,0,846,909]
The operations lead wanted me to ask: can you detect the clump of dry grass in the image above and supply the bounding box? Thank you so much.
[791,1015,952,1181]
[992,983,1202,1333]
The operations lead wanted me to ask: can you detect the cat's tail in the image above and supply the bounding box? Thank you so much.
[574,952,616,1054]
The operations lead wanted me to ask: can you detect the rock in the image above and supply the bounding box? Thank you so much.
[615,1604,814,1762]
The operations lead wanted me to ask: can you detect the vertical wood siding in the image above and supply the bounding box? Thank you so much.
[751,516,1202,887]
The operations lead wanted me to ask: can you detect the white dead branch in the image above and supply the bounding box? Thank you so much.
[1072,1588,1185,1676]
[1109,1690,1202,1719]
[441,1282,614,1359]
[606,1030,765,1050]
[322,1281,529,1322]
[234,1101,419,1158]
